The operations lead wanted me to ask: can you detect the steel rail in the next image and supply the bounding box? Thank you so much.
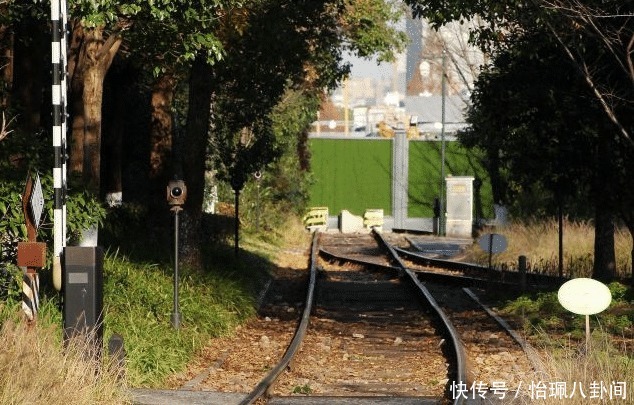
[462,287,544,374]
[321,244,520,290]
[396,246,566,288]
[319,248,402,273]
[371,230,469,405]
[239,231,320,405]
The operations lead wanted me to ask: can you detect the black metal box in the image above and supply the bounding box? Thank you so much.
[63,246,104,343]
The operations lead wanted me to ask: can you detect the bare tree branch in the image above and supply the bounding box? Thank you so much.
[534,0,633,145]
[0,111,15,142]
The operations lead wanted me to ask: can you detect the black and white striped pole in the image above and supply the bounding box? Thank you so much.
[51,0,68,291]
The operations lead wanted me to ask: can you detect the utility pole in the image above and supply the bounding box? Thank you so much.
[343,79,349,136]
[439,50,447,236]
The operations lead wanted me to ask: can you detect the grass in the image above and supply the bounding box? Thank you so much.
[1,213,631,401]
[516,332,634,403]
[102,250,259,387]
[469,219,634,403]
[465,218,633,278]
[0,308,130,404]
[0,202,287,393]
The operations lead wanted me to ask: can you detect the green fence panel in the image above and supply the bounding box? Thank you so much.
[408,140,493,219]
[308,137,493,221]
[308,138,392,216]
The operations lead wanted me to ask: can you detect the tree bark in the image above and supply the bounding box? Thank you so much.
[69,22,86,176]
[69,26,121,192]
[0,22,13,108]
[149,74,176,181]
[592,203,615,282]
[102,58,134,202]
[180,55,214,270]
[12,18,48,134]
[592,133,616,282]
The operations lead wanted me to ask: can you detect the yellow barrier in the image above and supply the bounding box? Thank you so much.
[363,209,384,230]
[303,207,328,231]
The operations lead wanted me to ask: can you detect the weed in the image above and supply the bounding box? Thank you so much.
[292,384,313,394]
[0,310,130,404]
[517,332,633,404]
[465,218,632,278]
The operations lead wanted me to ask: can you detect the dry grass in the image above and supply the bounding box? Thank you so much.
[0,310,130,405]
[517,332,633,403]
[464,219,634,403]
[467,219,633,278]
[278,215,313,248]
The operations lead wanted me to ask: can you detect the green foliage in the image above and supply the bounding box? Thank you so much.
[207,0,409,195]
[0,128,106,267]
[102,249,260,386]
[0,182,27,261]
[407,0,634,225]
[292,384,313,394]
[233,88,321,233]
[459,29,606,218]
[65,189,107,243]
[0,265,22,304]
[501,284,634,338]
[0,245,261,388]
[340,0,408,62]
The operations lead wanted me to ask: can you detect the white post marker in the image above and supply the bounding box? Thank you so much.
[558,278,612,352]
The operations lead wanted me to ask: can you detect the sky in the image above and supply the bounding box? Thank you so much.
[345,52,402,80]
[347,56,392,79]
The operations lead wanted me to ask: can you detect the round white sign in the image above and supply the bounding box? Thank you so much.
[558,278,612,315]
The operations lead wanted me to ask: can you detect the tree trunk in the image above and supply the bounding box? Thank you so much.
[12,18,48,134]
[83,61,105,193]
[102,58,133,204]
[180,55,214,270]
[234,188,240,257]
[69,22,86,176]
[1,22,13,108]
[593,205,615,281]
[149,74,176,181]
[592,133,616,282]
[69,26,121,192]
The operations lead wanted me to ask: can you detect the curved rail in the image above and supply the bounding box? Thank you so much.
[371,230,469,405]
[396,245,565,288]
[319,234,540,359]
[239,231,320,405]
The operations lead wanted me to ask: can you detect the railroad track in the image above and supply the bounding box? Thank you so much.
[260,232,452,404]
[234,231,538,404]
[141,230,540,405]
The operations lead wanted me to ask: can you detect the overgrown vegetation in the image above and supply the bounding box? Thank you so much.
[467,220,634,402]
[518,333,634,403]
[0,194,285,389]
[500,282,633,340]
[473,220,633,336]
[0,309,130,404]
[465,219,633,278]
